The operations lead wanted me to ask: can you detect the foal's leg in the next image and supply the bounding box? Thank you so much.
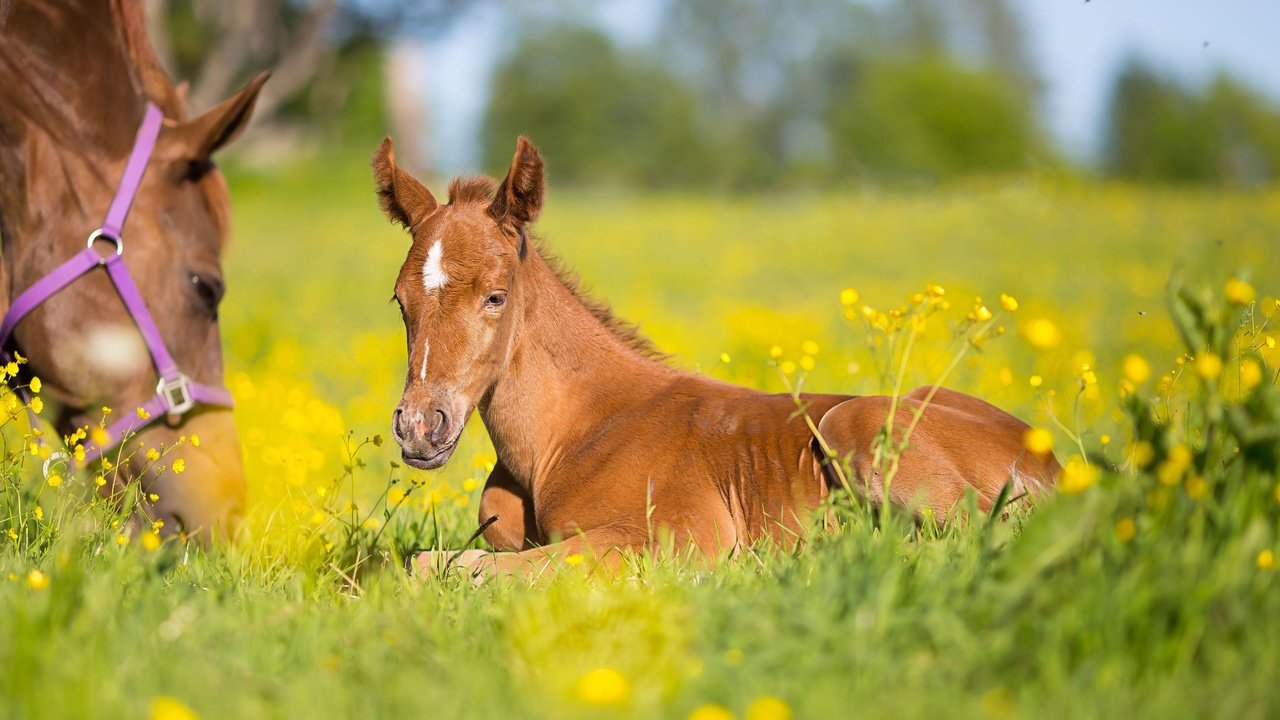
[414,528,641,580]
[477,461,540,551]
[817,386,1060,516]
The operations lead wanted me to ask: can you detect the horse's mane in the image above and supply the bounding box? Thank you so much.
[446,176,669,362]
[0,0,182,146]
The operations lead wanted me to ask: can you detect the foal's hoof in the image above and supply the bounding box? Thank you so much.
[412,549,489,580]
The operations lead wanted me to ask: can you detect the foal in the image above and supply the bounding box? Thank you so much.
[372,137,1060,576]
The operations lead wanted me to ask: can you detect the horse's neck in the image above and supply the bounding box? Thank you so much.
[480,249,675,489]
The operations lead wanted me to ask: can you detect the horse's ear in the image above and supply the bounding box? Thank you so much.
[371,137,438,231]
[163,71,269,159]
[489,136,545,227]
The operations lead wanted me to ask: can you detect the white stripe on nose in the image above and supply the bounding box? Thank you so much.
[419,339,430,381]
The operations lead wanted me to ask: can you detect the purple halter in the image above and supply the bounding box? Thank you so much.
[0,103,233,465]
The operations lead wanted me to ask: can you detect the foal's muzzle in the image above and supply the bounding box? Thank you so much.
[392,403,460,469]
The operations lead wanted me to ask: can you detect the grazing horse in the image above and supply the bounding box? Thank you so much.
[371,136,1061,576]
[0,0,266,539]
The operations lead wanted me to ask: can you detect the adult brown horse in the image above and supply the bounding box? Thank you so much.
[372,136,1061,576]
[0,0,266,539]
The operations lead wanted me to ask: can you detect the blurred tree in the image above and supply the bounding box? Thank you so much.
[482,25,710,187]
[145,0,468,127]
[1104,58,1280,184]
[823,55,1048,181]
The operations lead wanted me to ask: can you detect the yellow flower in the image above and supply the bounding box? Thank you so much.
[974,305,993,322]
[799,355,815,372]
[1185,475,1207,500]
[148,493,160,502]
[1022,427,1054,457]
[1022,318,1061,350]
[1114,518,1136,543]
[29,376,41,393]
[1194,353,1222,381]
[999,293,1018,312]
[1267,336,1277,349]
[145,448,160,462]
[927,284,946,298]
[116,534,129,546]
[1259,549,1276,570]
[1100,434,1111,445]
[6,529,16,540]
[1029,375,1043,388]
[47,474,62,488]
[1224,278,1256,305]
[73,445,85,462]
[1240,358,1263,393]
[1157,444,1193,486]
[575,667,630,706]
[152,519,165,533]
[801,340,820,355]
[688,704,735,720]
[363,517,380,530]
[150,696,201,720]
[30,397,43,414]
[90,427,109,447]
[779,361,796,375]
[1081,367,1097,385]
[137,406,151,420]
[839,288,859,306]
[26,569,49,591]
[1058,456,1098,494]
[190,434,201,448]
[747,696,793,720]
[94,475,107,487]
[1122,354,1151,385]
[564,553,584,566]
[141,532,161,552]
[171,458,186,474]
[4,361,17,376]
[34,505,43,521]
[719,352,731,364]
[769,345,783,359]
[461,478,478,492]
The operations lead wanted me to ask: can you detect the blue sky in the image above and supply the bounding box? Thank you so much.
[417,0,1280,174]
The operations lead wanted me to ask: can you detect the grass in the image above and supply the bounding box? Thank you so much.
[1,154,1278,719]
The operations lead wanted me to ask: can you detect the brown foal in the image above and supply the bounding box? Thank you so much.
[0,0,265,538]
[372,136,1060,577]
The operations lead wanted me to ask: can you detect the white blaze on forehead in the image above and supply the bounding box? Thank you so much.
[422,239,448,291]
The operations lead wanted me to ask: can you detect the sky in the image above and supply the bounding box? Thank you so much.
[415,0,1280,174]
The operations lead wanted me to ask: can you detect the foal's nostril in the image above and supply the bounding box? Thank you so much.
[391,408,406,441]
[430,409,448,444]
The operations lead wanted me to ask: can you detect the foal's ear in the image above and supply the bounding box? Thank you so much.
[489,136,545,227]
[371,137,438,231]
[163,71,269,159]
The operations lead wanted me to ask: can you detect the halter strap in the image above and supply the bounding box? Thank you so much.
[0,102,234,467]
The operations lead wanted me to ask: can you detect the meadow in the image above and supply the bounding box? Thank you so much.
[1,153,1278,719]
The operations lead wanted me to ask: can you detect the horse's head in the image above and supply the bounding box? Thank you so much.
[372,136,545,469]
[0,2,267,539]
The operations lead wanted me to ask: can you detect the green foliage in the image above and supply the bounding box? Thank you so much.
[824,55,1049,181]
[1104,59,1280,185]
[482,26,710,188]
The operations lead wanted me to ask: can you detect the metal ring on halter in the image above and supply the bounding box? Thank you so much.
[86,228,124,256]
[42,450,69,480]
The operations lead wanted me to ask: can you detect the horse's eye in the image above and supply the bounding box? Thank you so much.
[189,272,225,317]
[484,291,508,309]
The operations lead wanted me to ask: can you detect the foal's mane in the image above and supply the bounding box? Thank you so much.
[447,176,669,362]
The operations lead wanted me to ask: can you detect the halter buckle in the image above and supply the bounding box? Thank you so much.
[157,374,195,416]
[87,229,124,256]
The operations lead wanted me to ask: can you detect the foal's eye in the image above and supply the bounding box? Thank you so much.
[189,272,225,317]
[484,291,508,309]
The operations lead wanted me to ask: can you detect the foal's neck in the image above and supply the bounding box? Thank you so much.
[480,247,674,489]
